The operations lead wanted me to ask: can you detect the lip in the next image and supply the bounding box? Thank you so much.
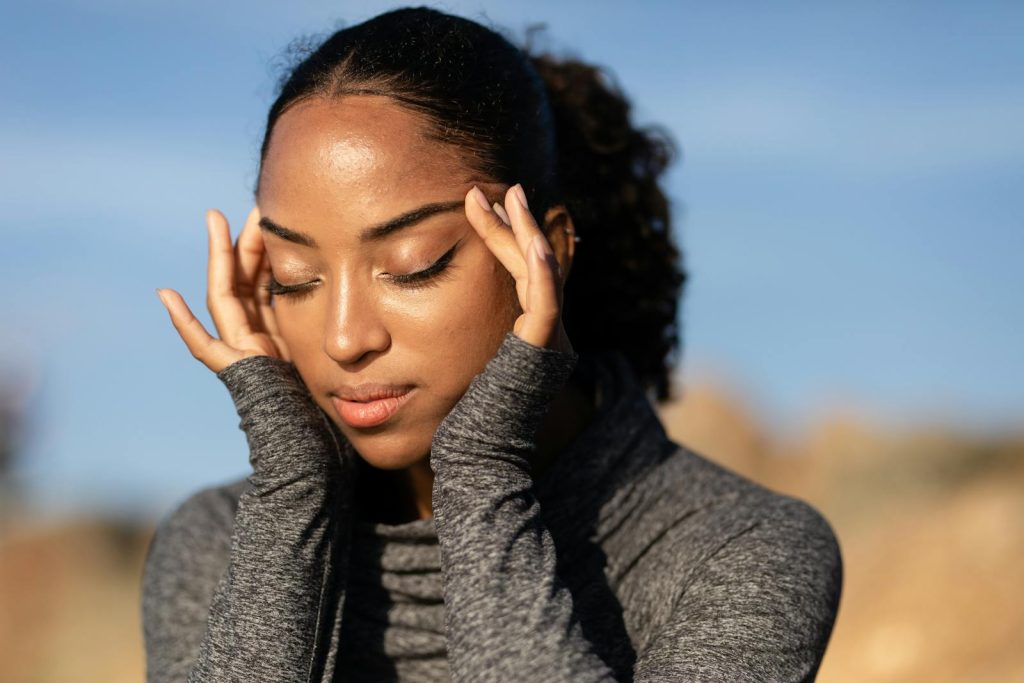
[330,385,415,429]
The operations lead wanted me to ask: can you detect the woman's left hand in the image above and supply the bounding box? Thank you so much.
[464,183,574,355]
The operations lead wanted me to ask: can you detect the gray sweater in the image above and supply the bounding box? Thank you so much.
[141,331,842,682]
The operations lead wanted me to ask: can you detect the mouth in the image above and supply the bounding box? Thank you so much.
[331,389,415,429]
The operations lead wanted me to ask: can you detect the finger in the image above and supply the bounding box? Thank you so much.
[492,201,511,226]
[507,184,564,283]
[254,246,273,309]
[465,186,527,281]
[254,247,275,331]
[255,251,292,361]
[504,184,543,261]
[519,235,562,348]
[157,288,239,372]
[206,209,255,345]
[234,206,264,322]
[235,206,263,284]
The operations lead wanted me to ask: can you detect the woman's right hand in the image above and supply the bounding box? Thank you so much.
[156,207,290,374]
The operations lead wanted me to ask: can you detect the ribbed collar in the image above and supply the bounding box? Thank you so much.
[532,350,675,537]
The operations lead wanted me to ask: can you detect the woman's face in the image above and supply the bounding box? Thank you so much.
[256,95,522,470]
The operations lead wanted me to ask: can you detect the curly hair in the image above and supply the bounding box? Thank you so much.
[527,52,686,402]
[257,6,688,403]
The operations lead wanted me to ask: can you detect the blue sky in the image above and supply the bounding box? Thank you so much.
[2,1,1021,519]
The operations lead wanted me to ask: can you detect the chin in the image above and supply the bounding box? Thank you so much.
[347,433,432,471]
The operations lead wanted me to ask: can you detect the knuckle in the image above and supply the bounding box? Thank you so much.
[199,338,219,360]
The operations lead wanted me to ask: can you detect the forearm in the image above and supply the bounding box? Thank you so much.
[430,332,617,682]
[186,355,353,683]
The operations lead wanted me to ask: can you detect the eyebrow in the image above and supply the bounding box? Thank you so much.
[258,200,466,248]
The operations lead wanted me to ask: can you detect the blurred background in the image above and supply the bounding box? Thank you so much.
[1,1,1021,681]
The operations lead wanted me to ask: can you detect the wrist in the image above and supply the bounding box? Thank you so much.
[216,355,313,414]
[431,331,578,460]
[486,331,579,397]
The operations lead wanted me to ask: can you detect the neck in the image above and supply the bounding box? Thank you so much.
[356,371,597,525]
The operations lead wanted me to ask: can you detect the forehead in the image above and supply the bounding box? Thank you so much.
[258,95,474,210]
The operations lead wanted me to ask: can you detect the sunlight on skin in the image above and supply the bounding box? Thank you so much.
[158,94,585,521]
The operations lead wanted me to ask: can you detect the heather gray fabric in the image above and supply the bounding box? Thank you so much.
[141,331,843,682]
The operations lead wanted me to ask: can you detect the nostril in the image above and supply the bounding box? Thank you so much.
[322,331,392,369]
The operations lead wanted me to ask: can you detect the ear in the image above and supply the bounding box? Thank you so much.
[541,205,577,286]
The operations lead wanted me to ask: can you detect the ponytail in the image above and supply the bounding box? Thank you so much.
[528,53,688,402]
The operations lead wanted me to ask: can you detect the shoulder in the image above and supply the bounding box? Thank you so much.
[628,443,843,679]
[141,476,249,607]
[140,476,250,678]
[648,441,842,560]
[147,477,250,558]
[663,442,842,595]
[607,438,843,604]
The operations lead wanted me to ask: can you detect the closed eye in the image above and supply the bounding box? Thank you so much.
[263,239,462,300]
[387,239,461,290]
[264,276,316,300]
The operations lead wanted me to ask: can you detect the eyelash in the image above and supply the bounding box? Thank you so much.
[263,240,461,301]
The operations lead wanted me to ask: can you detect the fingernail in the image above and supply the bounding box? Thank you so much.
[493,202,511,225]
[471,186,491,212]
[155,288,165,305]
[513,184,529,210]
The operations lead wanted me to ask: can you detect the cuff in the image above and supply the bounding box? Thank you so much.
[483,331,580,397]
[216,354,313,414]
[431,331,579,462]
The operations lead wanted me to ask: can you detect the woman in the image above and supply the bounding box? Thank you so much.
[144,7,842,682]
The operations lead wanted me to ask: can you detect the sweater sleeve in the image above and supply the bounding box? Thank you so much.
[141,355,355,683]
[428,331,620,682]
[428,331,843,683]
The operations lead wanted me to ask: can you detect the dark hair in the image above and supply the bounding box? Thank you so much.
[256,6,688,403]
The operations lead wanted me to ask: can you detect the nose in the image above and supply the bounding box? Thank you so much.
[322,274,391,366]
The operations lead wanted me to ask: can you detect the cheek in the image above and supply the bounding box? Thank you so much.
[408,254,520,401]
[272,304,322,357]
[407,249,517,344]
[270,306,329,408]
